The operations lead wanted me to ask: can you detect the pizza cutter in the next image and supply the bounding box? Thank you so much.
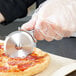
[2,28,76,58]
[4,28,36,58]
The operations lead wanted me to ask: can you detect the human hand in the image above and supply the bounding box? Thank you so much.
[21,0,76,41]
[0,13,5,23]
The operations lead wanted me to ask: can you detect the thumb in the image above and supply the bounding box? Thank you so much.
[21,15,38,31]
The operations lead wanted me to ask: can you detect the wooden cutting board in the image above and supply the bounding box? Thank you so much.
[0,40,76,76]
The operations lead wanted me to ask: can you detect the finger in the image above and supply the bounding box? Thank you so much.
[21,15,38,31]
[36,20,55,42]
[50,23,64,39]
[40,20,62,41]
[54,33,63,40]
[21,22,34,31]
[40,20,56,39]
[63,29,72,37]
[44,37,53,42]
[34,29,44,40]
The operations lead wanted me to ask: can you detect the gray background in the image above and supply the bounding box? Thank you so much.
[0,18,76,59]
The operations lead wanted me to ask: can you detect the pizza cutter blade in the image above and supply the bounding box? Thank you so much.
[4,31,36,58]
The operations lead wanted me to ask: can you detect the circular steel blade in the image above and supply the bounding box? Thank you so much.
[4,31,35,58]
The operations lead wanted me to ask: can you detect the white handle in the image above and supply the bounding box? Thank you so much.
[18,27,37,47]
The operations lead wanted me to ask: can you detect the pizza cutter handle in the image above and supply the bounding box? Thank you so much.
[26,30,37,43]
[18,27,37,43]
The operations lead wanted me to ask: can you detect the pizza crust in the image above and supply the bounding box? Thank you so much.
[0,48,50,76]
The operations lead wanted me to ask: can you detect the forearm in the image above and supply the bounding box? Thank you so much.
[0,13,5,23]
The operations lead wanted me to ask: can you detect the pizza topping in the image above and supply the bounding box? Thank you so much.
[0,45,3,49]
[0,45,2,49]
[8,60,27,66]
[26,55,38,60]
[8,61,16,66]
[0,59,2,62]
[18,63,32,71]
[8,65,20,72]
[33,48,46,56]
[2,53,6,56]
[0,66,9,72]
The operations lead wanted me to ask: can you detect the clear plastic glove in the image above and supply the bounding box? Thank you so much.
[21,0,76,41]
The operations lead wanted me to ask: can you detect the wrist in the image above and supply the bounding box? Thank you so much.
[0,13,5,23]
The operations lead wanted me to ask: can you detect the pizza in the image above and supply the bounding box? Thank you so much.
[0,43,50,76]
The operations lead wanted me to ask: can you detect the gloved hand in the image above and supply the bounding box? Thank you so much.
[21,0,76,41]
